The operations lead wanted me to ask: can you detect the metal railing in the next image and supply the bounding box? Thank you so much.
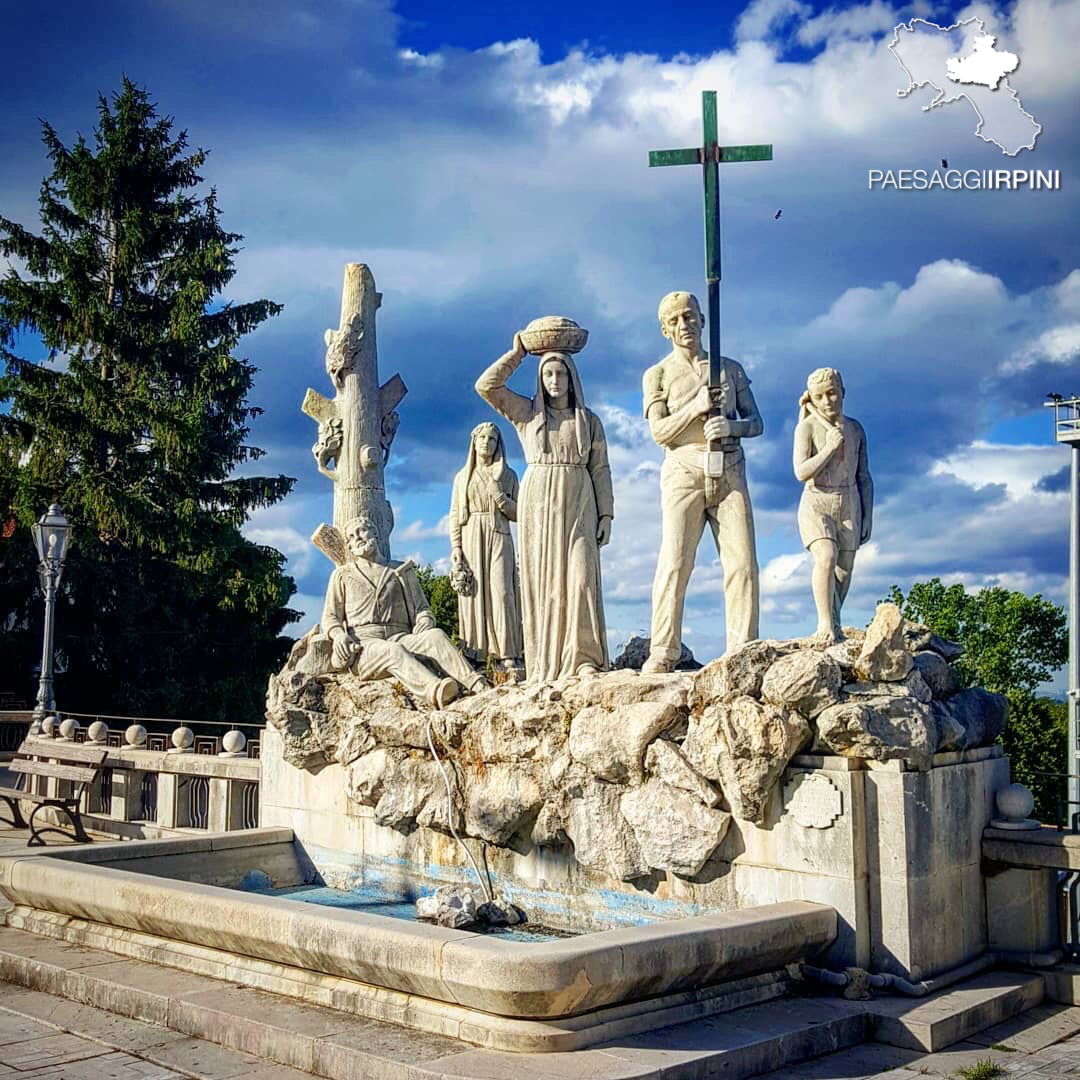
[1,714,263,836]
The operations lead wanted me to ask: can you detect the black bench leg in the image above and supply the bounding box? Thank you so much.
[0,795,28,830]
[27,802,91,846]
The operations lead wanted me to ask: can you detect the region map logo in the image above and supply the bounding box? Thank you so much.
[890,16,1040,156]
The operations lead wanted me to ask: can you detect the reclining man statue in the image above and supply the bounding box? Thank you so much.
[322,515,490,708]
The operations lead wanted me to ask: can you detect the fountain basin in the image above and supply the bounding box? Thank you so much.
[0,828,836,1050]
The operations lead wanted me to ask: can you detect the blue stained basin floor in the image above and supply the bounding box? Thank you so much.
[251,883,578,943]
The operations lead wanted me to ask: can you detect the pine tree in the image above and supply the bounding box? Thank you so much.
[0,79,298,724]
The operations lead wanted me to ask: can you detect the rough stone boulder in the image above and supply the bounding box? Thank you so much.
[842,669,932,705]
[815,694,939,771]
[463,763,544,847]
[854,603,914,683]
[911,651,956,699]
[372,756,451,832]
[689,639,790,709]
[613,635,701,671]
[933,687,1008,752]
[761,651,843,719]
[452,683,568,764]
[684,697,811,823]
[902,621,964,662]
[620,779,731,877]
[645,738,723,808]
[562,777,650,881]
[568,701,680,784]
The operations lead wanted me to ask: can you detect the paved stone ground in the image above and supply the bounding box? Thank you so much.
[0,978,1078,1079]
[0,981,311,1077]
[757,1002,1080,1078]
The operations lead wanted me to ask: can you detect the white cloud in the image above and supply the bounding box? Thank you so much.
[736,0,813,42]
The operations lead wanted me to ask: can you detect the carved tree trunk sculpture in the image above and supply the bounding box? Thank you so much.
[303,264,407,562]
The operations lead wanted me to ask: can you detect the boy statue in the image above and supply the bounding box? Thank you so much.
[642,291,763,673]
[793,367,874,643]
[322,515,489,708]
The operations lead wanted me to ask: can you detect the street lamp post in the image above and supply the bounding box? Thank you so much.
[1046,395,1080,818]
[30,503,72,728]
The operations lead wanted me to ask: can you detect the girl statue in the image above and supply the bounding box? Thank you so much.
[475,333,613,681]
[793,367,874,643]
[449,422,524,670]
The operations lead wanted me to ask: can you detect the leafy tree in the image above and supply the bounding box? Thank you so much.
[887,578,1068,818]
[416,566,459,641]
[0,79,298,724]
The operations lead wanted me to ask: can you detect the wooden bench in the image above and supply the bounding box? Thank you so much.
[0,740,109,846]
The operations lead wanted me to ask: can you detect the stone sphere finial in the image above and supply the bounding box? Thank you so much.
[58,717,80,741]
[219,729,247,757]
[169,726,195,753]
[992,782,1040,830]
[124,723,147,747]
[87,720,109,744]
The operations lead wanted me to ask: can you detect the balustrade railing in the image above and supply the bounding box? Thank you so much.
[0,710,263,835]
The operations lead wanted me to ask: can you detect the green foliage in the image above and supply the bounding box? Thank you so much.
[887,577,1068,819]
[415,566,459,641]
[0,80,298,723]
[954,1059,1003,1079]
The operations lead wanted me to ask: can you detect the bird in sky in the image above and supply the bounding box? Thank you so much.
[941,158,949,169]
[774,209,783,220]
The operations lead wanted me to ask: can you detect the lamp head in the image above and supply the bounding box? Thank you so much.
[32,503,72,567]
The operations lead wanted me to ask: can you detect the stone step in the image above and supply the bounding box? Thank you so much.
[864,969,1046,1051]
[0,923,1050,1079]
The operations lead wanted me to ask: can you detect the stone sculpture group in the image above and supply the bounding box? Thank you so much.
[265,262,1008,891]
[294,265,878,694]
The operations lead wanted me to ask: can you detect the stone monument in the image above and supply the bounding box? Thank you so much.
[301,263,406,557]
[475,318,613,682]
[449,422,524,670]
[794,367,874,643]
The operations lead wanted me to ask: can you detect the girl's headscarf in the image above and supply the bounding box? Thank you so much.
[458,422,515,526]
[529,351,590,459]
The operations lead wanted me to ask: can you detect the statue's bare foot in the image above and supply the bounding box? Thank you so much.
[812,626,844,646]
[576,663,599,677]
[641,655,673,675]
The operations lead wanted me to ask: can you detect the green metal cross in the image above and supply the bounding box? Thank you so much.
[649,90,771,391]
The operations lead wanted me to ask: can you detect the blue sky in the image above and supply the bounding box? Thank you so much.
[2,0,1078,679]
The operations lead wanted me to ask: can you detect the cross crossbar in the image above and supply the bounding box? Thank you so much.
[648,90,772,390]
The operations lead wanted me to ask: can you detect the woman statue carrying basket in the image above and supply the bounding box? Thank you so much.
[475,317,613,682]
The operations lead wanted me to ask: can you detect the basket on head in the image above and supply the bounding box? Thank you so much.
[520,316,589,355]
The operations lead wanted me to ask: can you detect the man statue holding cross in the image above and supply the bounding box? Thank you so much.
[641,91,771,672]
[641,292,762,672]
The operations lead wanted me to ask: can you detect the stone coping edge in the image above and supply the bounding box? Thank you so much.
[1,906,792,1052]
[0,831,837,1019]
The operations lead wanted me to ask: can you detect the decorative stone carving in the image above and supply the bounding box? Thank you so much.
[793,367,873,643]
[620,779,732,877]
[301,264,406,557]
[475,327,613,682]
[783,772,843,829]
[854,603,914,682]
[449,423,524,669]
[641,292,764,672]
[684,697,811,824]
